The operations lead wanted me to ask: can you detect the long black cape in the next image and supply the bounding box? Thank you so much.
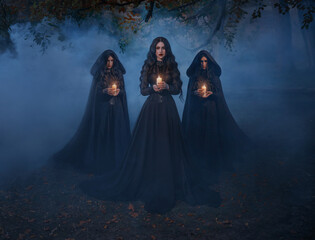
[182,50,249,180]
[54,50,131,174]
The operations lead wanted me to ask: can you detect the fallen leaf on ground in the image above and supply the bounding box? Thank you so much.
[222,220,232,225]
[129,212,139,218]
[25,185,33,191]
[128,203,134,211]
[216,218,232,225]
[49,227,57,236]
[79,219,91,226]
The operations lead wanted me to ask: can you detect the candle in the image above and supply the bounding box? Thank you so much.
[156,75,162,84]
[202,84,207,97]
[112,83,117,94]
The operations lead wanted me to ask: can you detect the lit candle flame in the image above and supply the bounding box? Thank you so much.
[157,75,162,84]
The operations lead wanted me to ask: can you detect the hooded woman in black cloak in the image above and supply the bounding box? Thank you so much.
[80,38,221,213]
[182,50,249,184]
[54,50,131,174]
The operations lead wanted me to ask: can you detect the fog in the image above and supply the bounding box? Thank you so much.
[0,12,314,184]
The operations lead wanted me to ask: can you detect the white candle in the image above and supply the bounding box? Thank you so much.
[112,83,117,94]
[202,84,207,97]
[156,75,162,84]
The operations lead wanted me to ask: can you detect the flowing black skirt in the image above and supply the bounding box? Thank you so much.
[54,95,131,175]
[183,96,221,184]
[80,92,221,213]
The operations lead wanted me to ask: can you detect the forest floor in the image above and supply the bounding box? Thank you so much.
[0,149,314,240]
[0,90,314,240]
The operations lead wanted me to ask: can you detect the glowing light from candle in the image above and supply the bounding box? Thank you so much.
[157,75,162,84]
[112,83,117,95]
[202,84,207,97]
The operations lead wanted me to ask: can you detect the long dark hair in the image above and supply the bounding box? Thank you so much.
[90,50,126,84]
[196,54,216,81]
[140,37,182,98]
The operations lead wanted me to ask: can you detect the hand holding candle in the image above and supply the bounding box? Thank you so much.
[195,84,211,98]
[156,75,165,91]
[109,83,119,96]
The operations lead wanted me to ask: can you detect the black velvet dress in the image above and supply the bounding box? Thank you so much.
[54,50,131,174]
[182,50,249,184]
[80,62,221,213]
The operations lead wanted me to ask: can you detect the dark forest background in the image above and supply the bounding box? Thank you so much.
[0,0,313,182]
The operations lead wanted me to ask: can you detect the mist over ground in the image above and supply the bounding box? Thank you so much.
[0,12,314,185]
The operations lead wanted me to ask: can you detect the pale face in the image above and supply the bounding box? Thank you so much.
[200,56,208,70]
[155,41,166,61]
[107,56,114,69]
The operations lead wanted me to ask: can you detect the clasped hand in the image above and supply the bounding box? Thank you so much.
[103,88,120,96]
[194,89,213,98]
[153,82,169,92]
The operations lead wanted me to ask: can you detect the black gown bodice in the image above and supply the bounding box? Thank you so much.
[140,63,181,97]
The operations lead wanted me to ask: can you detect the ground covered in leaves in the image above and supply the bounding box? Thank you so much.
[0,147,314,240]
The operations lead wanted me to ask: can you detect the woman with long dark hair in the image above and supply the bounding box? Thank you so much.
[54,50,131,174]
[182,50,249,184]
[80,38,221,213]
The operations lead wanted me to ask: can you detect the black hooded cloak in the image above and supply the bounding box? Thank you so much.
[182,50,249,183]
[54,50,131,174]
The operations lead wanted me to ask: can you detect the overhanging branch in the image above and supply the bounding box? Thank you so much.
[168,0,203,12]
[77,0,145,12]
[145,0,154,22]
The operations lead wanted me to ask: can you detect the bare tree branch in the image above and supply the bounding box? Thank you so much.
[168,0,203,12]
[181,0,216,22]
[173,0,227,52]
[77,0,145,12]
[145,0,154,22]
[193,0,226,50]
